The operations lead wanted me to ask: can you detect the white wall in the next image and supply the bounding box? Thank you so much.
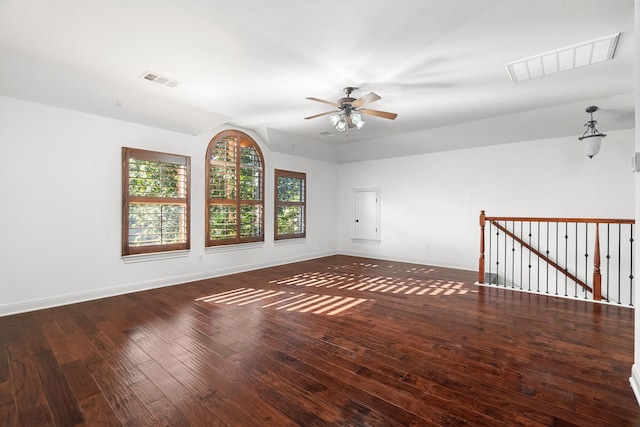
[0,96,339,316]
[338,129,635,271]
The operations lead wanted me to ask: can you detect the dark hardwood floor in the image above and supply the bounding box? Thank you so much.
[1,255,639,426]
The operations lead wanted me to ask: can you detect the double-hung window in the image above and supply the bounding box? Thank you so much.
[206,130,264,246]
[122,147,190,255]
[275,169,306,240]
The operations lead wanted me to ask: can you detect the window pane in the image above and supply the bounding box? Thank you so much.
[129,159,186,198]
[211,137,237,163]
[240,167,262,200]
[209,167,236,199]
[277,176,304,202]
[240,145,261,167]
[277,206,304,235]
[210,139,238,200]
[240,204,263,237]
[209,204,237,240]
[129,204,187,246]
[240,146,262,200]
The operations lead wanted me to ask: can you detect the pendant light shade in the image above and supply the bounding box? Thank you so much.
[581,135,604,158]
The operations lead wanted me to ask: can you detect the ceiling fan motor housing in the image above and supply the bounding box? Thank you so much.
[338,97,356,110]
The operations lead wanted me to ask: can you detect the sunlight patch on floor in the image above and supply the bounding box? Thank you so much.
[196,288,370,316]
[269,271,476,296]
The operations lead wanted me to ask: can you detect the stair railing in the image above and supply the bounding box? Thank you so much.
[478,211,635,306]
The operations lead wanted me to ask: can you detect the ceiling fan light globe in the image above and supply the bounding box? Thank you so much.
[351,111,362,124]
[336,120,347,132]
[329,114,340,126]
[355,120,365,129]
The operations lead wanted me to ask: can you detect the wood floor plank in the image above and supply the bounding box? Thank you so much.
[87,358,157,426]
[136,359,226,427]
[145,396,191,427]
[76,393,123,426]
[0,376,18,426]
[33,350,84,426]
[8,344,53,427]
[60,360,100,402]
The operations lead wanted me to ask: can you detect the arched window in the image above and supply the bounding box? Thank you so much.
[206,130,264,246]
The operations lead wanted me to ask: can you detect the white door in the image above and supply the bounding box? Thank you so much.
[353,189,380,241]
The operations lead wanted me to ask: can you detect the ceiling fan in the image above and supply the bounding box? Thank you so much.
[304,87,397,133]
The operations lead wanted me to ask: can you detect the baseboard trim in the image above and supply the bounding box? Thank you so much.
[0,250,337,317]
[630,364,640,406]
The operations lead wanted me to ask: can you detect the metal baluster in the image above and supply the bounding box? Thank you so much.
[564,223,568,297]
[584,223,589,299]
[606,223,610,302]
[520,222,523,290]
[504,221,508,288]
[537,222,540,293]
[629,223,634,306]
[496,224,500,286]
[488,221,492,285]
[511,221,515,289]
[574,223,578,298]
[618,223,622,304]
[545,221,549,294]
[528,222,532,292]
[555,222,559,295]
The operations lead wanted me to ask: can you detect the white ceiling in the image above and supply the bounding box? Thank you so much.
[0,0,634,163]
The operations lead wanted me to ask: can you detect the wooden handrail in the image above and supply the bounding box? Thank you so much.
[484,215,634,225]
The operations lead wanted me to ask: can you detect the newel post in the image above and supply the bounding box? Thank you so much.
[593,223,602,301]
[479,210,486,283]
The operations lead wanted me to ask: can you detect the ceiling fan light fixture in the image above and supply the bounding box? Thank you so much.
[306,87,397,134]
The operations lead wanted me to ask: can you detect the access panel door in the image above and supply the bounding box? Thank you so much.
[353,189,380,241]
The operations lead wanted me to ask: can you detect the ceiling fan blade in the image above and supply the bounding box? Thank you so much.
[306,97,338,108]
[304,110,337,120]
[352,92,381,108]
[359,108,398,120]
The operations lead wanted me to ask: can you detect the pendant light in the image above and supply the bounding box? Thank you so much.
[578,106,607,158]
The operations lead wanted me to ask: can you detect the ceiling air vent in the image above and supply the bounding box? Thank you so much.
[506,33,620,83]
[140,71,180,88]
[318,131,335,137]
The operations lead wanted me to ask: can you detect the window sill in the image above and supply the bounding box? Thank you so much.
[205,242,265,253]
[122,250,190,264]
[274,238,306,246]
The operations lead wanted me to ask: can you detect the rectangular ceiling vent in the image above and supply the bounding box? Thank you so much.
[318,131,335,137]
[506,33,620,83]
[140,71,180,88]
